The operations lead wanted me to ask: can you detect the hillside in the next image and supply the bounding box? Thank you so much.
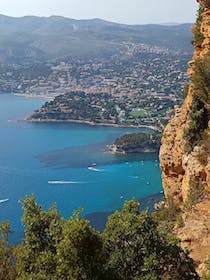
[0,14,193,63]
[111,132,161,154]
[159,0,210,275]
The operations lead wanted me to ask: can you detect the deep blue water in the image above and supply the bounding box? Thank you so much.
[0,93,162,241]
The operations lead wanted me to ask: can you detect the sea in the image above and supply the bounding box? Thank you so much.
[0,93,163,242]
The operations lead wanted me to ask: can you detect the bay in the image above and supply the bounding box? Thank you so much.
[0,93,162,241]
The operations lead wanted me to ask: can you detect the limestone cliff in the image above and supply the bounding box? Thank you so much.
[159,0,210,274]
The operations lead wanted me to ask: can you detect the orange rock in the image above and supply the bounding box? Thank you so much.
[176,200,210,275]
[159,2,210,275]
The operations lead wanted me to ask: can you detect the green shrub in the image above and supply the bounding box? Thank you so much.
[192,6,204,47]
[0,196,200,280]
[103,199,198,280]
[0,222,16,280]
[184,94,208,153]
[184,52,210,153]
[192,54,210,104]
[154,196,184,232]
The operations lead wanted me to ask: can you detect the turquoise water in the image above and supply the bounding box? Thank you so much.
[0,93,162,240]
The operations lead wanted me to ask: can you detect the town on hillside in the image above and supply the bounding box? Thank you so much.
[0,43,191,129]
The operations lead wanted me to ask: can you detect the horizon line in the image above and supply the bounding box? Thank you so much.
[0,13,194,26]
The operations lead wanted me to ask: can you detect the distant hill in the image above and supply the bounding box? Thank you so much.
[0,14,193,64]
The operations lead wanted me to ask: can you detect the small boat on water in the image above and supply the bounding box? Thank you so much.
[48,180,79,184]
[0,198,9,203]
[88,167,102,172]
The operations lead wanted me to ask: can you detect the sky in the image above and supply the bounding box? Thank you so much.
[0,0,198,25]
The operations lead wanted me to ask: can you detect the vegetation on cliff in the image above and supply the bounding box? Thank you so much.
[0,195,200,280]
[113,132,161,154]
[184,53,210,153]
[160,1,210,275]
[192,53,210,105]
[184,3,210,153]
[191,5,204,47]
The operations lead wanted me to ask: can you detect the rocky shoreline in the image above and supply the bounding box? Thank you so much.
[13,93,53,100]
[26,118,161,131]
[108,144,157,154]
[109,132,161,154]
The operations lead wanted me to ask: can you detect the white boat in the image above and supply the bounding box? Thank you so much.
[48,180,78,184]
[0,198,9,203]
[88,167,104,172]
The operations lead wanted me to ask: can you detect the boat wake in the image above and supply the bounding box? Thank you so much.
[88,167,104,172]
[48,181,87,185]
[0,198,9,204]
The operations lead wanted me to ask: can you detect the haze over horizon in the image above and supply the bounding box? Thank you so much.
[0,0,198,25]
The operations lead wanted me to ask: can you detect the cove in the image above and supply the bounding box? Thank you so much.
[0,93,162,241]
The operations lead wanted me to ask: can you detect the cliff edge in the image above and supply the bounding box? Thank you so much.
[159,0,210,274]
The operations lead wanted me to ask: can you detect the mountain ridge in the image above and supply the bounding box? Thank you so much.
[0,14,193,64]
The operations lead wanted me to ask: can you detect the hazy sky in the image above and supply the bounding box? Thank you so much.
[0,0,198,24]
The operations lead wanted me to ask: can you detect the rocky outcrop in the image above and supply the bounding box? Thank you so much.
[176,200,210,274]
[109,144,157,154]
[159,0,210,275]
[112,132,161,154]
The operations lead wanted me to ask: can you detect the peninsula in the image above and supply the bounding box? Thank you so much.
[110,132,161,154]
[28,91,167,130]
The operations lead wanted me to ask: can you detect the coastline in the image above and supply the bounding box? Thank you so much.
[107,144,158,154]
[13,93,54,100]
[26,118,161,132]
[14,93,162,132]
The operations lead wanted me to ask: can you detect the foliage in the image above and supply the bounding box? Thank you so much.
[15,195,63,280]
[202,274,210,280]
[192,6,204,47]
[192,54,210,104]
[114,132,161,152]
[184,53,210,153]
[184,94,208,153]
[103,199,198,280]
[56,210,113,280]
[154,196,184,232]
[187,16,210,153]
[0,196,200,280]
[0,222,16,280]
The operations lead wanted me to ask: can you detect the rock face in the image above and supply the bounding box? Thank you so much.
[159,0,210,274]
[177,200,210,274]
